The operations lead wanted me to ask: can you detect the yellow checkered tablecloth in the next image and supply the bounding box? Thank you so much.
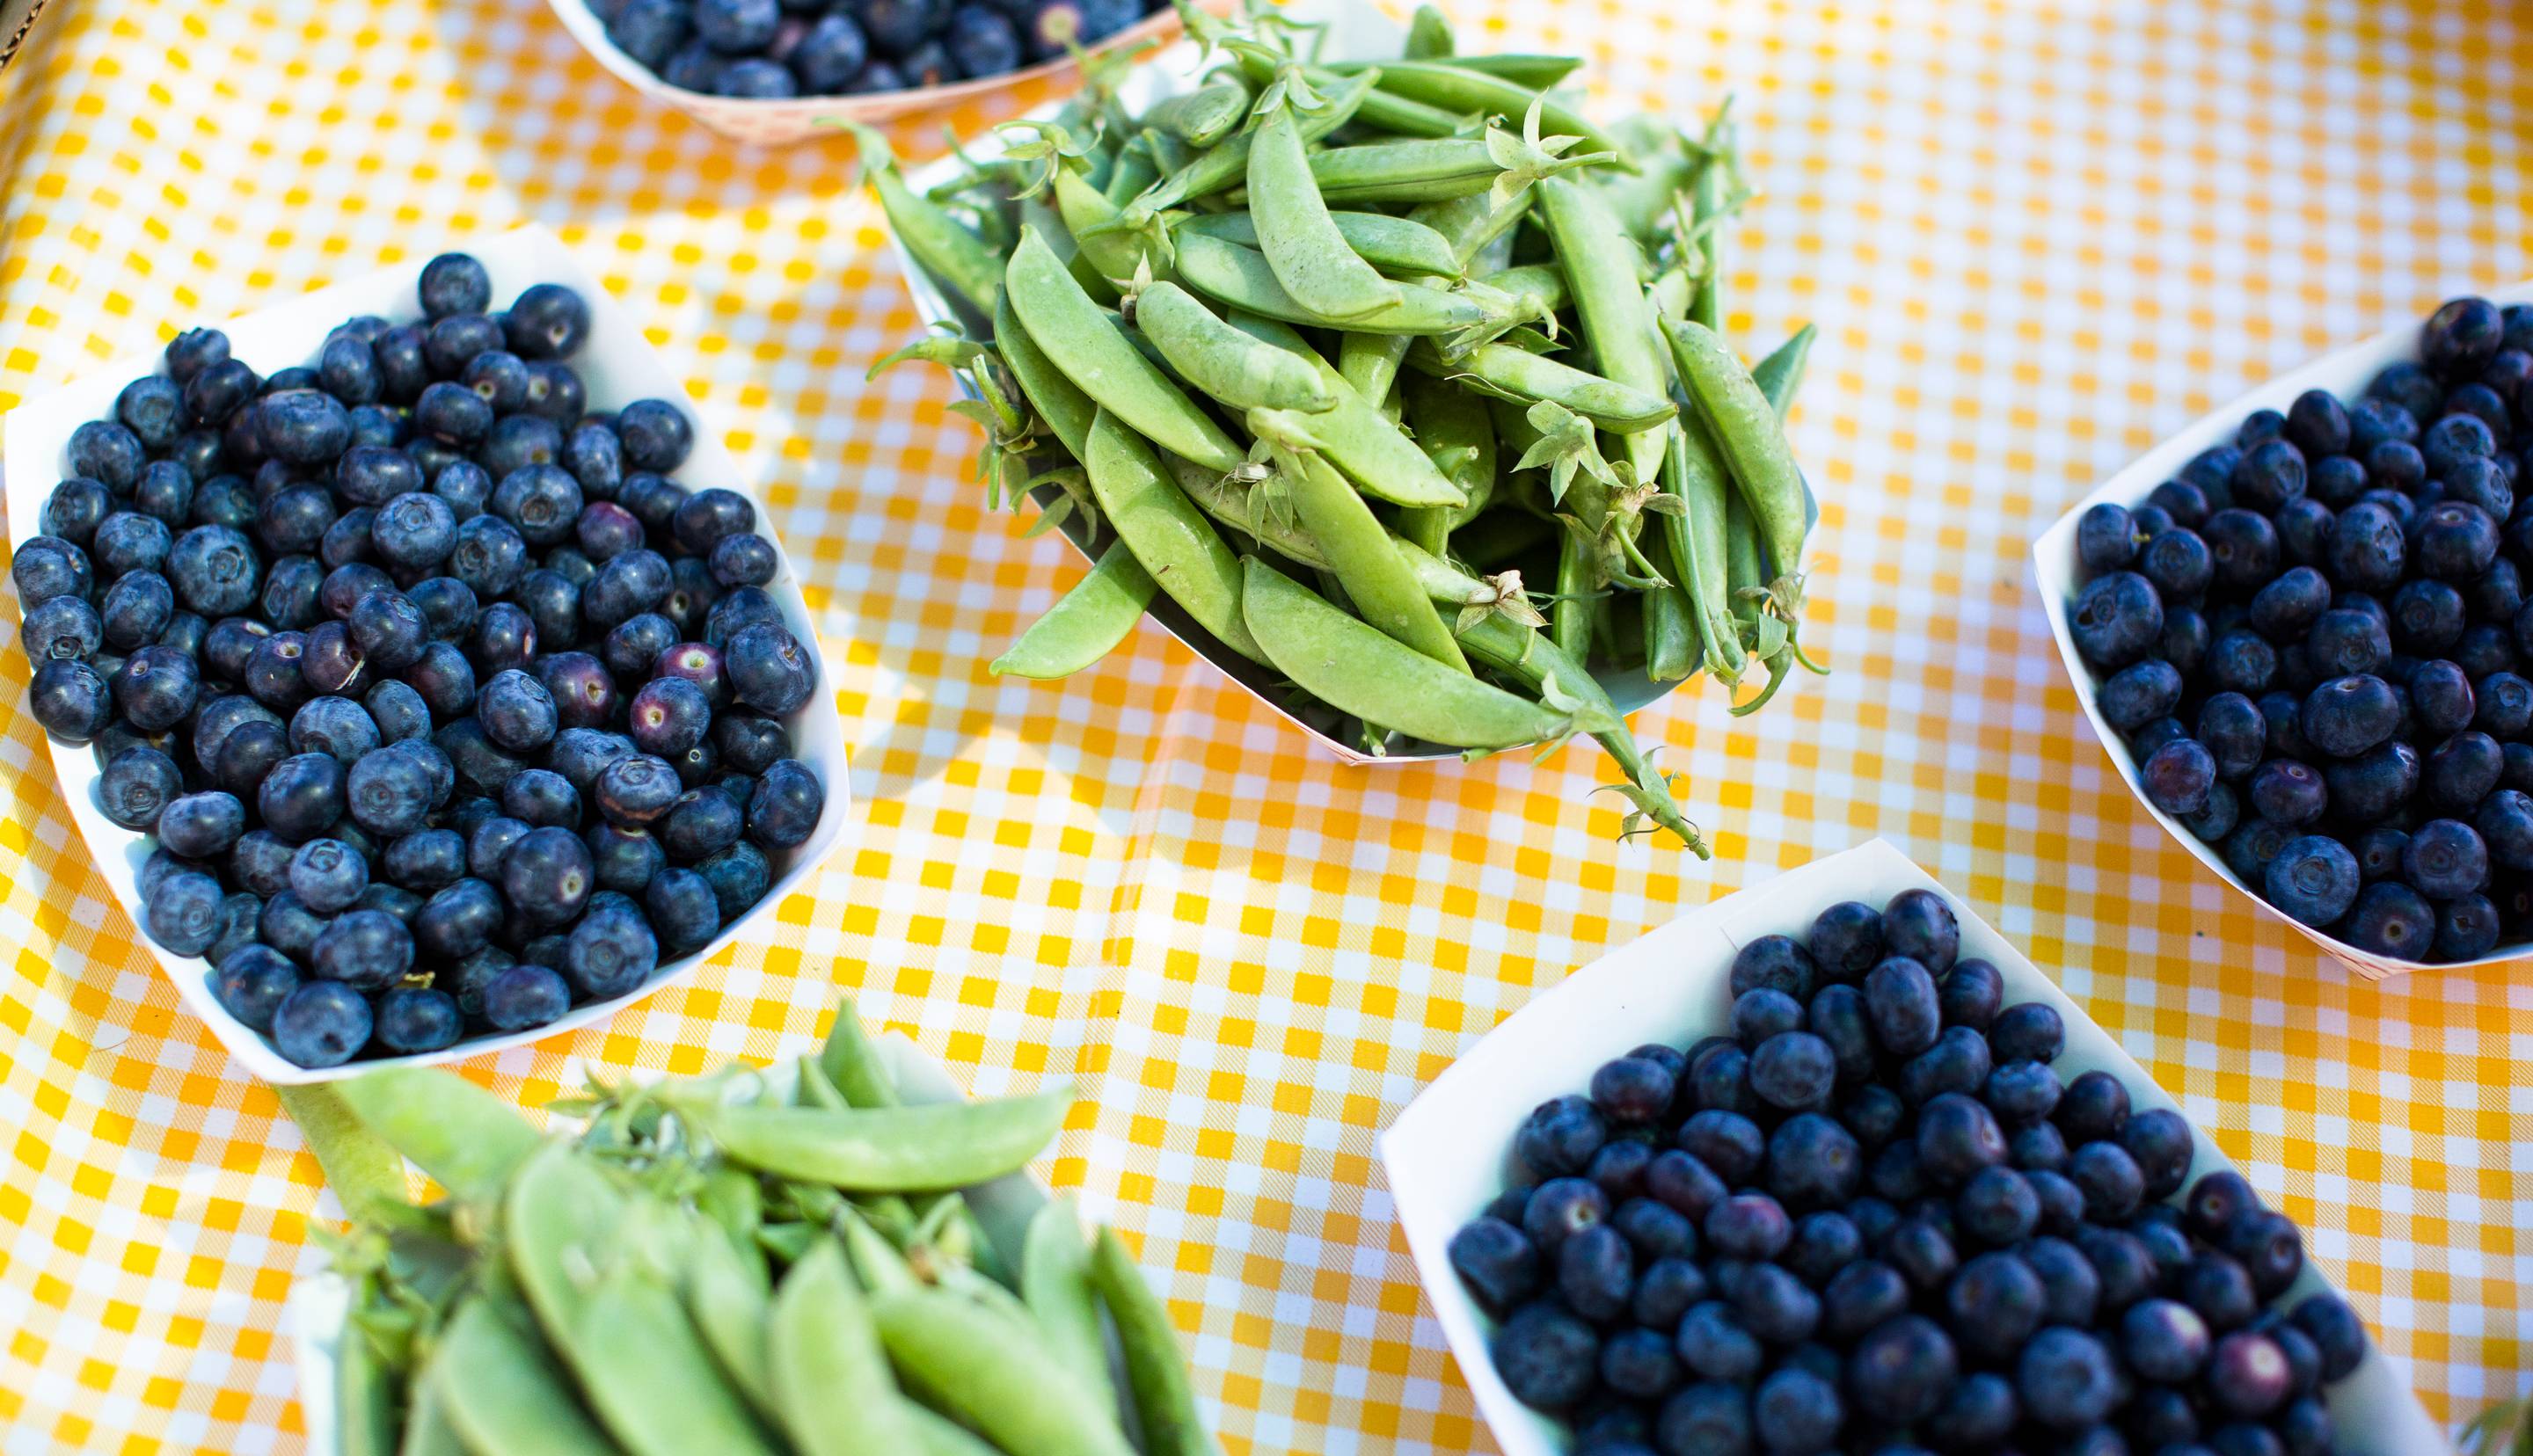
[0,0,2528,1449]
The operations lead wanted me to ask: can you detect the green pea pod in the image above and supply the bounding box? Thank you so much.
[1103,133,1165,205]
[276,1083,413,1231]
[1222,313,1468,509]
[1075,409,1266,661]
[872,1285,1137,1456]
[683,1208,778,1420]
[1241,560,1564,750]
[1538,176,1669,481]
[1401,369,1496,538]
[1410,193,1532,273]
[395,1370,467,1456]
[505,1143,626,1353]
[1053,168,1152,290]
[1174,231,1493,337]
[1405,338,1676,432]
[1339,332,1416,419]
[860,142,1005,317]
[573,1260,784,1456]
[1177,209,1463,280]
[1359,62,1629,164]
[1020,1197,1118,1417]
[1665,318,1809,601]
[1226,54,1468,140]
[1750,322,1817,419]
[1641,536,1697,683]
[675,1088,1073,1192]
[1689,139,1728,332]
[696,1163,765,1263]
[1251,411,1471,672]
[428,1297,624,1456]
[1326,53,1585,90]
[1306,139,1510,206]
[1663,417,1748,686]
[1006,228,1244,473]
[1088,1226,1223,1456]
[1245,102,1405,321]
[1726,485,1765,621]
[991,541,1158,680]
[768,1239,926,1454]
[335,1301,399,1456]
[756,1221,817,1264]
[333,1066,542,1209]
[1474,261,1571,318]
[994,288,1098,465]
[909,1404,1006,1456]
[817,994,902,1110]
[1133,281,1334,413]
[1129,69,1379,215]
[1143,83,1250,149]
[798,1053,850,1110]
[1404,3,1453,57]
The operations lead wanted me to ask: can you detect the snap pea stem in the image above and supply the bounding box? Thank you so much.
[1091,1226,1227,1456]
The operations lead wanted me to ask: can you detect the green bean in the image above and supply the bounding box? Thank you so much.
[1539,175,1669,480]
[993,288,1098,464]
[683,1207,777,1419]
[1223,313,1467,508]
[505,1143,627,1350]
[1006,228,1243,473]
[674,1087,1072,1192]
[1252,409,1471,672]
[1077,408,1267,660]
[909,1405,1005,1456]
[767,1239,925,1454]
[1241,560,1563,749]
[990,541,1158,680]
[394,1370,466,1456]
[1173,232,1492,338]
[1178,210,1463,280]
[1664,417,1748,684]
[336,1298,399,1456]
[1129,69,1378,216]
[1054,168,1150,289]
[1404,3,1453,58]
[1134,281,1334,412]
[1307,139,1512,206]
[1401,369,1497,535]
[1091,1227,1224,1456]
[429,1298,624,1456]
[1020,1197,1118,1417]
[335,1067,541,1208]
[1246,101,1405,321]
[1144,82,1250,149]
[817,994,902,1109]
[1406,338,1677,432]
[1750,322,1817,419]
[573,1260,784,1456]
[1361,62,1630,163]
[872,1285,1137,1456]
[1665,318,1808,598]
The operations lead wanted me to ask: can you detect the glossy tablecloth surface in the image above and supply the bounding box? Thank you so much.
[0,0,2527,1448]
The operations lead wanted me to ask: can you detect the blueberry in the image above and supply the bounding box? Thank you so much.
[2289,1293,2369,1380]
[1953,1164,2040,1247]
[482,962,573,1032]
[698,841,770,920]
[101,571,178,653]
[287,837,369,914]
[1446,1216,1537,1314]
[1763,1113,1861,1212]
[1915,1093,2008,1187]
[1551,1220,1631,1321]
[1899,1024,1989,1105]
[1932,958,2003,1034]
[724,620,815,715]
[411,877,501,961]
[2435,892,2502,959]
[157,790,245,858]
[1687,1046,1756,1119]
[1982,1059,2061,1126]
[497,283,589,361]
[1731,986,1805,1048]
[2201,1329,2293,1420]
[252,389,349,466]
[586,548,671,630]
[98,746,182,831]
[1670,1300,1761,1383]
[371,986,462,1055]
[2137,524,2215,602]
[2111,1107,2190,1200]
[2048,1072,2127,1153]
[2231,437,2307,511]
[1862,956,1940,1056]
[411,253,491,321]
[1938,1250,2043,1363]
[633,867,715,957]
[310,908,412,994]
[554,899,656,1001]
[790,11,870,90]
[213,943,300,1033]
[2074,501,2139,572]
[2069,571,2164,670]
[2223,1207,2305,1297]
[502,767,583,829]
[2424,295,2504,376]
[2337,876,2437,958]
[2352,828,2411,882]
[2099,657,2183,731]
[269,980,373,1067]
[1643,1147,1726,1223]
[1843,1314,1955,1425]
[2142,737,2217,816]
[1676,1109,1764,1185]
[497,824,593,926]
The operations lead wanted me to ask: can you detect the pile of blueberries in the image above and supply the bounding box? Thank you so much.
[2070,295,2533,963]
[1449,890,2370,1456]
[591,0,1168,101]
[13,252,825,1069]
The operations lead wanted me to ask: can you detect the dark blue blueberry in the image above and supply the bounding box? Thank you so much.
[1555,1222,1632,1321]
[1611,1196,1694,1263]
[1595,1326,1679,1404]
[1866,1137,1924,1204]
[502,824,595,925]
[2193,693,2265,781]
[2140,737,2215,816]
[716,56,799,96]
[1862,956,1940,1057]
[98,746,180,831]
[2424,295,2504,377]
[707,710,786,780]
[2184,781,2243,841]
[2400,817,2488,899]
[2414,499,2500,581]
[1748,1031,1836,1115]
[2290,1292,2369,1380]
[167,523,261,619]
[257,484,339,559]
[1728,988,1802,1051]
[1935,957,2003,1030]
[2236,408,2287,447]
[1677,1110,1764,1184]
[2306,453,2369,508]
[29,659,113,740]
[154,789,243,860]
[1820,1258,1908,1344]
[270,980,372,1067]
[502,282,590,360]
[1445,1216,1537,1314]
[2098,657,2182,732]
[2148,477,2211,527]
[2120,1106,2194,1198]
[254,749,344,842]
[137,866,224,956]
[2260,834,2360,927]
[2423,725,2503,814]
[2161,604,2210,676]
[698,841,770,920]
[476,667,560,755]
[1943,1249,2044,1361]
[2435,892,2502,959]
[2244,567,2325,644]
[561,900,658,1001]
[501,767,582,829]
[2200,507,2277,593]
[41,478,115,550]
[2062,1139,2144,1225]
[289,695,380,768]
[2223,1206,2306,1297]
[1514,1095,1603,1177]
[364,679,433,746]
[789,11,870,90]
[2205,1329,2294,1419]
[2069,571,2164,671]
[110,642,199,734]
[2350,394,2420,452]
[2274,495,2334,567]
[418,252,493,319]
[1673,1300,1763,1382]
[1915,1093,2008,1187]
[379,828,465,892]
[99,571,176,655]
[1845,1314,1956,1425]
[1646,1148,1726,1222]
[1953,1164,2040,1247]
[2275,1399,2335,1456]
[2423,409,2499,479]
[255,389,349,466]
[481,961,572,1032]
[164,327,230,386]
[2408,661,2476,753]
[585,548,671,630]
[2013,1325,2118,1431]
[743,756,822,849]
[2137,526,2211,604]
[2442,455,2515,521]
[347,588,428,674]
[661,784,744,860]
[594,752,683,829]
[643,864,721,955]
[612,399,691,476]
[2367,438,2427,493]
[2282,388,2350,457]
[579,823,663,897]
[313,333,381,407]
[2180,444,2244,498]
[412,877,501,962]
[373,986,462,1055]
[2323,740,2418,826]
[491,463,582,548]
[1982,1059,2061,1126]
[1777,1211,1861,1289]
[287,837,369,914]
[312,908,413,993]
[415,380,493,448]
[2478,670,2533,739]
[1898,1024,1990,1106]
[2348,826,2411,886]
[213,943,299,1033]
[132,459,194,526]
[2231,437,2307,511]
[1730,933,1817,1001]
[2325,499,2405,592]
[1763,1112,1861,1212]
[522,361,583,423]
[2075,502,2139,572]
[182,357,260,429]
[66,418,145,489]
[2247,758,2328,826]
[1730,1262,1819,1346]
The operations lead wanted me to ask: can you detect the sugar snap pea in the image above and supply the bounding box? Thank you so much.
[1220,315,1466,511]
[1539,175,1670,480]
[1474,261,1571,318]
[277,1084,413,1231]
[909,1405,1005,1456]
[851,127,1005,317]
[1241,560,1564,750]
[335,1067,541,1208]
[993,288,1098,463]
[1144,82,1251,149]
[1225,52,1471,140]
[1091,1226,1225,1456]
[1360,61,1630,164]
[1306,138,1522,206]
[1134,280,1334,413]
[1021,1197,1118,1417]
[1054,168,1154,289]
[991,541,1159,680]
[817,993,901,1109]
[683,1207,778,1419]
[573,1259,785,1456]
[336,1298,399,1456]
[429,1297,624,1456]
[872,1285,1137,1456]
[1665,318,1808,600]
[1327,51,1586,90]
[1247,100,1403,321]
[1750,322,1817,419]
[1251,410,1471,672]
[1664,417,1749,685]
[1102,133,1164,206]
[769,1238,925,1454]
[394,1370,466,1456]
[1406,337,1676,432]
[1642,536,1697,684]
[1173,231,1492,337]
[1079,408,1266,660]
[677,1087,1073,1192]
[1007,228,1243,473]
[504,1142,626,1350]
[1405,3,1453,58]
[1339,332,1416,421]
[1401,368,1496,535]
[1177,210,1463,280]
[1128,69,1379,216]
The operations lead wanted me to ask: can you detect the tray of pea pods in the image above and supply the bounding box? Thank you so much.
[860,0,1826,856]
